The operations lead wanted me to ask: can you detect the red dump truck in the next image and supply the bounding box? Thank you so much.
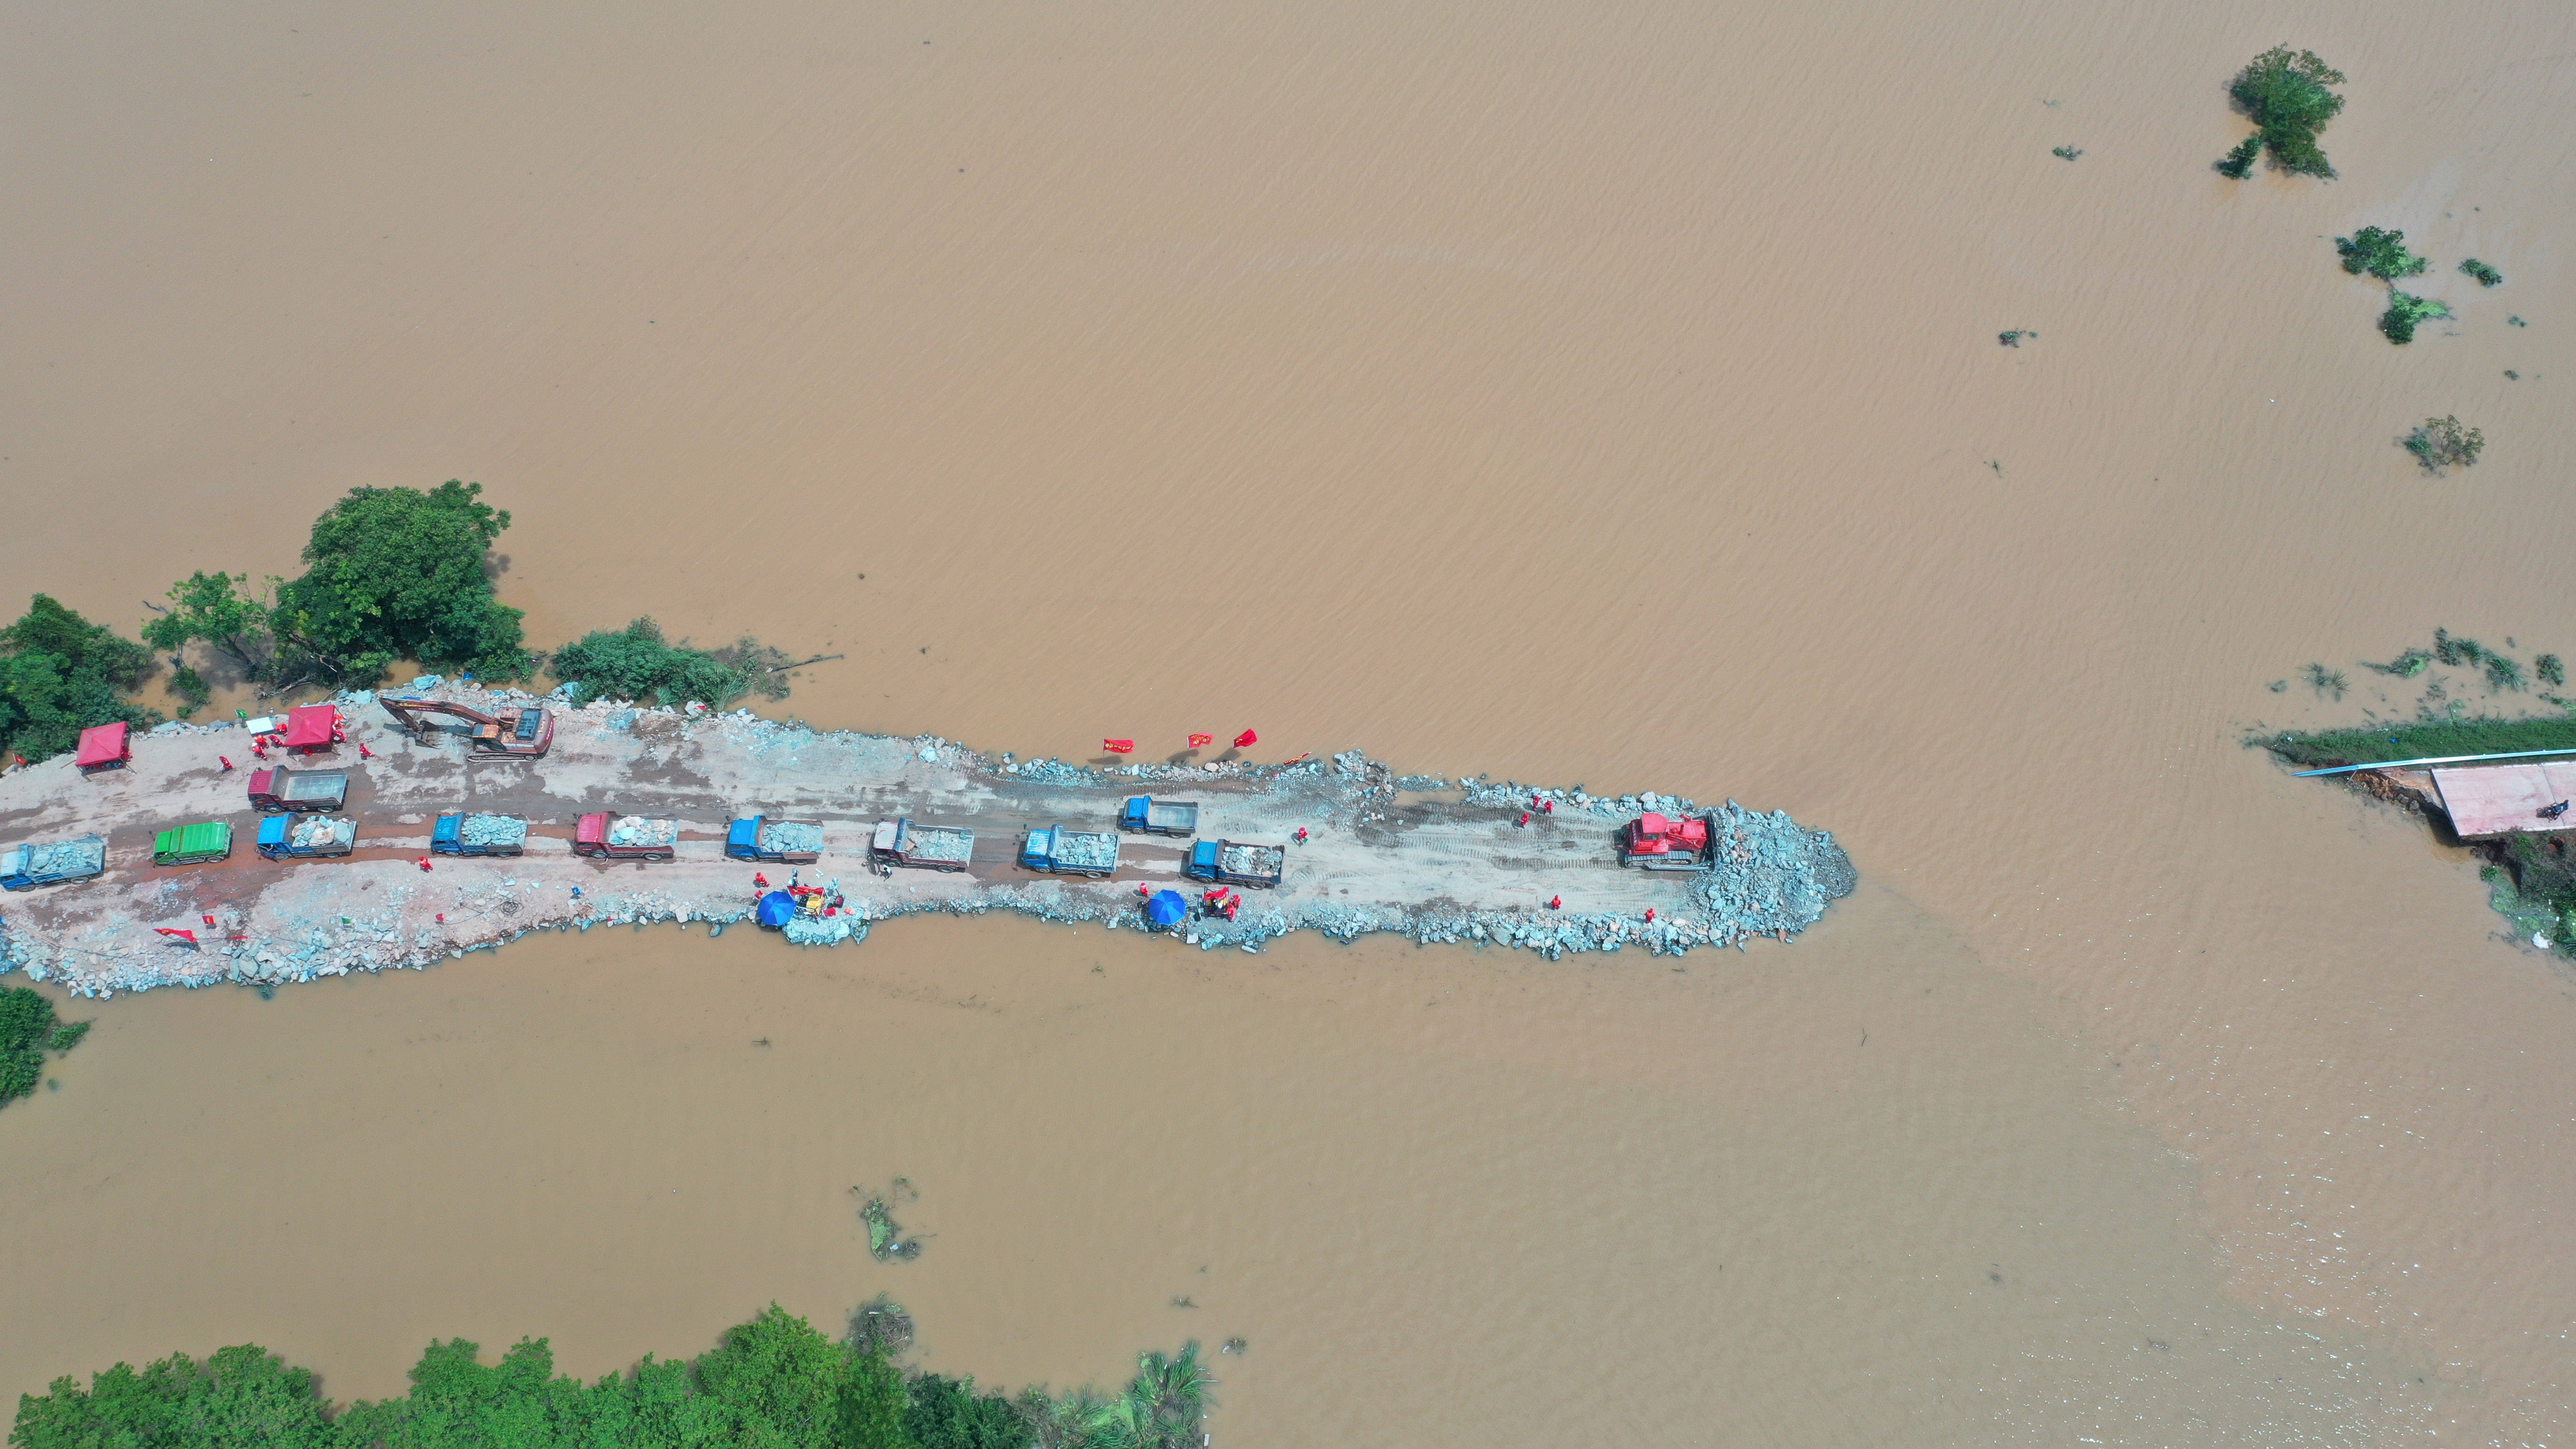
[249,767,350,813]
[573,813,679,861]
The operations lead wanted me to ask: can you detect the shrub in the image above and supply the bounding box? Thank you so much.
[0,596,160,765]
[2461,258,2504,287]
[3,986,89,1108]
[2051,145,2082,161]
[2225,46,2345,178]
[2303,663,2349,700]
[2214,135,2264,178]
[2336,226,2427,280]
[2404,416,2484,473]
[1997,329,2036,347]
[549,618,795,710]
[2540,655,2565,688]
[2380,292,2449,344]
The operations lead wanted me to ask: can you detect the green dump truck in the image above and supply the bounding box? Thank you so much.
[152,821,233,866]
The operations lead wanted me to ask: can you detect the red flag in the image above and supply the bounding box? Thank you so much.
[201,914,217,926]
[1103,739,1135,754]
[1233,729,1258,749]
[155,928,198,943]
[1188,733,1213,749]
[1281,752,1311,765]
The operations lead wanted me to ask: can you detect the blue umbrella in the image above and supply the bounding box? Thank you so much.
[757,890,798,928]
[1146,889,1188,930]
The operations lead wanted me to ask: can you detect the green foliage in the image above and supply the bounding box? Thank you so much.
[2226,46,2345,178]
[144,571,276,683]
[7,1304,1219,1449]
[2366,647,2432,677]
[2539,654,2563,687]
[269,481,529,688]
[2434,628,2482,667]
[2460,258,2504,287]
[550,618,795,710]
[2404,416,2483,473]
[2302,663,2348,700]
[169,665,212,717]
[903,1375,1030,1449]
[2214,134,2264,178]
[2051,145,2082,161]
[2335,226,2427,280]
[0,596,159,765]
[1997,330,2035,347]
[2507,314,2526,327]
[48,1020,91,1052]
[2487,653,2527,692]
[2379,291,2448,344]
[1,986,68,1105]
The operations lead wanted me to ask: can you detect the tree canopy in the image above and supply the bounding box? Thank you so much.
[8,1306,1216,1449]
[0,595,158,764]
[268,480,529,687]
[2219,46,2344,178]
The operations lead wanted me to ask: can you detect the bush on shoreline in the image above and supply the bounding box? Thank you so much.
[2,986,91,1107]
[549,618,797,710]
[8,1303,1217,1449]
[0,596,159,765]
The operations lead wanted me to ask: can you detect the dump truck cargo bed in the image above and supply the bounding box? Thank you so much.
[1,835,107,890]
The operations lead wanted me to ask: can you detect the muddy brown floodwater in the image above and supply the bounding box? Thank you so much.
[3,0,2573,1442]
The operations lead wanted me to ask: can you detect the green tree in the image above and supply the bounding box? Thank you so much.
[143,571,277,682]
[2379,291,2448,344]
[903,1375,1029,1449]
[549,619,793,709]
[0,595,158,764]
[269,481,529,688]
[2335,226,2427,280]
[7,1345,335,1449]
[2220,46,2345,178]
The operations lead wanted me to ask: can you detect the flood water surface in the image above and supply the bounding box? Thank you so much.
[4,0,2574,1441]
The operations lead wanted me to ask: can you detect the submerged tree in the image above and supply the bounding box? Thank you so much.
[2404,415,2484,474]
[2336,225,2427,280]
[2218,46,2346,178]
[2379,291,2449,344]
[142,570,275,684]
[2461,258,2504,287]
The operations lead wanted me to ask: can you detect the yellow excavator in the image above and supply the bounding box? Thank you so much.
[378,695,555,758]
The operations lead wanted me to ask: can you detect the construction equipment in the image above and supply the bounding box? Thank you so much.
[1618,812,1714,870]
[1020,825,1120,877]
[725,816,823,863]
[1182,839,1284,889]
[248,767,350,813]
[432,813,529,857]
[1118,797,1200,836]
[152,821,232,866]
[1,836,106,890]
[574,813,678,860]
[869,818,973,872]
[378,695,555,758]
[257,814,355,859]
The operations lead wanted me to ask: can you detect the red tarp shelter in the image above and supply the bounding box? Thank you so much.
[74,722,130,770]
[282,704,337,751]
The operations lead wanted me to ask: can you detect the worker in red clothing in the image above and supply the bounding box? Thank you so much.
[1645,908,1656,923]
[1517,812,1530,827]
[357,742,374,759]
[1294,827,1309,844]
[1547,895,1562,910]
[754,872,770,889]
[417,857,433,871]
[1542,799,1553,814]
[218,756,234,771]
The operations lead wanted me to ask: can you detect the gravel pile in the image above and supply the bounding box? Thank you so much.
[1218,843,1283,878]
[290,817,355,849]
[762,820,824,854]
[21,837,105,876]
[460,814,528,847]
[1055,831,1118,870]
[606,816,677,847]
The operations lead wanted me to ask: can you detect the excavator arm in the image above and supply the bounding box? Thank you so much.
[379,696,554,757]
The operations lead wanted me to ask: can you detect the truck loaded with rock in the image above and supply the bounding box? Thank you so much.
[0,684,1854,998]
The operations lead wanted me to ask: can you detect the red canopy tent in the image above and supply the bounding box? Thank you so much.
[74,722,130,771]
[281,704,338,752]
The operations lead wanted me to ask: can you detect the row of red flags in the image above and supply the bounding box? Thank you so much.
[1104,729,1256,755]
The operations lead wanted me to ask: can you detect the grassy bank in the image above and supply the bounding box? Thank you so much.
[2265,715,2576,770]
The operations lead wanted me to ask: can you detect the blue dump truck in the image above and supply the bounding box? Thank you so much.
[1,835,106,890]
[1118,797,1200,836]
[1182,839,1286,889]
[1019,824,1120,877]
[432,813,530,857]
[726,816,823,863]
[257,814,356,860]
